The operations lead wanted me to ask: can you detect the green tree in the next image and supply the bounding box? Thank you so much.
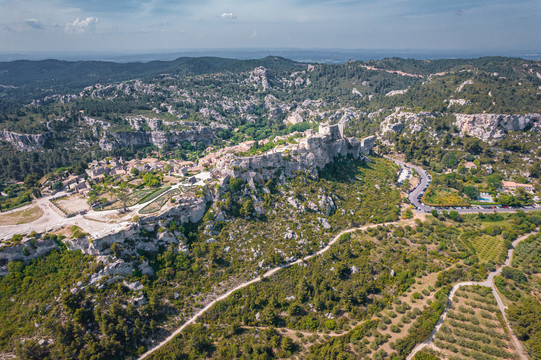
[24,173,40,189]
[142,173,161,187]
[240,198,255,217]
[442,152,458,168]
[463,186,479,200]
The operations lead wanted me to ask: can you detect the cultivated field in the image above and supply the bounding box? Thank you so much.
[471,235,505,263]
[139,189,180,214]
[430,285,519,360]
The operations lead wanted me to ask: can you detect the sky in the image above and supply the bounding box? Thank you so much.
[0,0,540,55]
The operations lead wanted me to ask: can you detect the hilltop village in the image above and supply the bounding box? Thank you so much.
[0,57,540,360]
[0,123,375,274]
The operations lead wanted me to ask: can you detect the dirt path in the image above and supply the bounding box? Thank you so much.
[138,218,416,360]
[241,325,344,338]
[406,230,538,360]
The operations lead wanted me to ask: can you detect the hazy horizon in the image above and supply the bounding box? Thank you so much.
[1,0,540,57]
[1,47,540,64]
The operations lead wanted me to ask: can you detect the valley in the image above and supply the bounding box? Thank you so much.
[0,56,540,360]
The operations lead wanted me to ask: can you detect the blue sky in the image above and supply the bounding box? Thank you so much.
[0,0,539,53]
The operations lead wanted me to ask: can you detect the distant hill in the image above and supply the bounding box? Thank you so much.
[0,56,303,103]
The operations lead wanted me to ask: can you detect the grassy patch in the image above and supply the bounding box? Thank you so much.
[0,206,43,226]
[138,186,172,204]
[470,235,504,263]
[423,186,469,207]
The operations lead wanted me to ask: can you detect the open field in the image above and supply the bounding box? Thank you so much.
[54,195,91,215]
[423,187,469,207]
[0,206,43,225]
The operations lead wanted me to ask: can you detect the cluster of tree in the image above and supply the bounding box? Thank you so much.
[507,298,541,359]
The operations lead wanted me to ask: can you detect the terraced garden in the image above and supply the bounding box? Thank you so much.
[429,285,518,360]
[139,189,180,214]
[100,188,157,211]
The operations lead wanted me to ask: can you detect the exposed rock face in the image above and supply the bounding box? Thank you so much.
[381,121,404,135]
[360,135,376,151]
[99,127,215,150]
[385,89,408,97]
[284,110,304,125]
[214,124,375,184]
[68,194,209,254]
[0,130,50,151]
[456,80,474,93]
[0,239,59,276]
[249,67,272,90]
[352,88,363,97]
[454,113,541,141]
[447,99,471,107]
[379,111,433,137]
[126,116,162,131]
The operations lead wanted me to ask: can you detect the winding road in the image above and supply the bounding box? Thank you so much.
[385,156,541,214]
[138,218,418,359]
[2,156,538,359]
[407,229,538,360]
[138,157,540,360]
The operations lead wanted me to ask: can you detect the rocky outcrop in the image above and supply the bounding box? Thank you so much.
[0,130,50,151]
[447,99,471,107]
[454,113,541,141]
[456,80,474,93]
[99,127,215,150]
[284,109,304,125]
[249,67,272,90]
[213,124,375,184]
[126,116,162,131]
[1,191,209,277]
[0,239,59,276]
[360,135,376,151]
[385,89,408,97]
[379,111,433,137]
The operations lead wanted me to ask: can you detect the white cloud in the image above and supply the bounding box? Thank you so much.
[25,18,44,29]
[65,17,99,34]
[220,12,237,20]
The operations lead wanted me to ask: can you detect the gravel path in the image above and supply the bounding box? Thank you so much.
[138,218,417,360]
[407,230,538,360]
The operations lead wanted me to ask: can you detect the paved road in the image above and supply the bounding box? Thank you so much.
[0,174,207,241]
[407,230,538,360]
[384,156,541,214]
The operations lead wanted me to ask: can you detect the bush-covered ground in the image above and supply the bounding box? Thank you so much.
[496,231,541,360]
[1,152,539,360]
[149,212,540,360]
